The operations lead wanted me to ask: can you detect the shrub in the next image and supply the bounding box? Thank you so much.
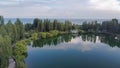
[13,41,27,55]
[23,39,31,45]
[31,33,38,40]
[59,31,67,35]
[39,32,47,39]
[78,29,85,34]
[46,32,53,38]
[50,30,59,36]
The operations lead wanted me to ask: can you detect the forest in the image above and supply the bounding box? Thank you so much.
[80,19,120,34]
[0,15,120,68]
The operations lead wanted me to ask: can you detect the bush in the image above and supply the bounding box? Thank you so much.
[46,32,53,38]
[37,30,60,39]
[31,33,38,40]
[50,30,59,36]
[13,41,27,55]
[59,31,67,35]
[78,29,85,34]
[39,32,47,39]
[23,39,31,45]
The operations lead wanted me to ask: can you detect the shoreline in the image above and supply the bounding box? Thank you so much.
[8,58,15,68]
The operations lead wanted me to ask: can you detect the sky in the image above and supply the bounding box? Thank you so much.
[0,0,120,19]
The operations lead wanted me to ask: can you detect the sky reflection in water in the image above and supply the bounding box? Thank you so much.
[25,34,120,68]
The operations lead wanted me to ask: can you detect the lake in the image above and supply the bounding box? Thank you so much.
[24,34,120,68]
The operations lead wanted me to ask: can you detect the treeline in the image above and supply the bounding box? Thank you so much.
[80,19,120,34]
[25,18,78,32]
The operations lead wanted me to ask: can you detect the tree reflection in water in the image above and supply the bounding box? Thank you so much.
[32,34,120,48]
[32,34,74,47]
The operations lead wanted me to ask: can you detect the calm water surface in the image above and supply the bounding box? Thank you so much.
[25,34,120,68]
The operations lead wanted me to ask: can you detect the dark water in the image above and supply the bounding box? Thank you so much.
[25,34,120,68]
[4,18,116,24]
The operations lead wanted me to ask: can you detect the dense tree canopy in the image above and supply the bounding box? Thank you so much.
[0,35,11,68]
[15,19,25,40]
[81,19,120,34]
[25,18,76,33]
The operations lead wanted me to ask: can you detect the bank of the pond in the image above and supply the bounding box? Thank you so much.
[29,30,70,40]
[8,58,15,68]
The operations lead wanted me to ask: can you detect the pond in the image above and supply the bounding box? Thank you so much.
[25,34,120,68]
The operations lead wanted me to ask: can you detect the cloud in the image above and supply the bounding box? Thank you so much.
[0,1,18,6]
[0,0,120,18]
[89,0,120,11]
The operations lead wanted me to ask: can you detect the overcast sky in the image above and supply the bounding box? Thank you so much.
[0,0,120,19]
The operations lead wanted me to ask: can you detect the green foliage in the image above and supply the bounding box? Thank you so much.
[53,19,58,30]
[101,19,119,34]
[39,32,47,39]
[24,39,31,45]
[38,30,59,39]
[38,20,44,32]
[50,30,59,36]
[15,55,26,68]
[72,24,78,30]
[15,18,25,40]
[6,20,18,43]
[44,19,51,31]
[81,19,120,34]
[6,20,13,35]
[12,25,18,43]
[59,31,67,35]
[81,21,100,32]
[25,23,32,32]
[33,18,39,31]
[64,20,72,31]
[59,23,64,31]
[0,35,12,56]
[0,25,7,36]
[0,35,12,68]
[31,18,75,32]
[78,29,85,34]
[46,32,53,38]
[31,33,38,40]
[13,41,27,55]
[13,40,27,68]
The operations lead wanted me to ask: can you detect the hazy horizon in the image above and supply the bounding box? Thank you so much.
[3,17,119,19]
